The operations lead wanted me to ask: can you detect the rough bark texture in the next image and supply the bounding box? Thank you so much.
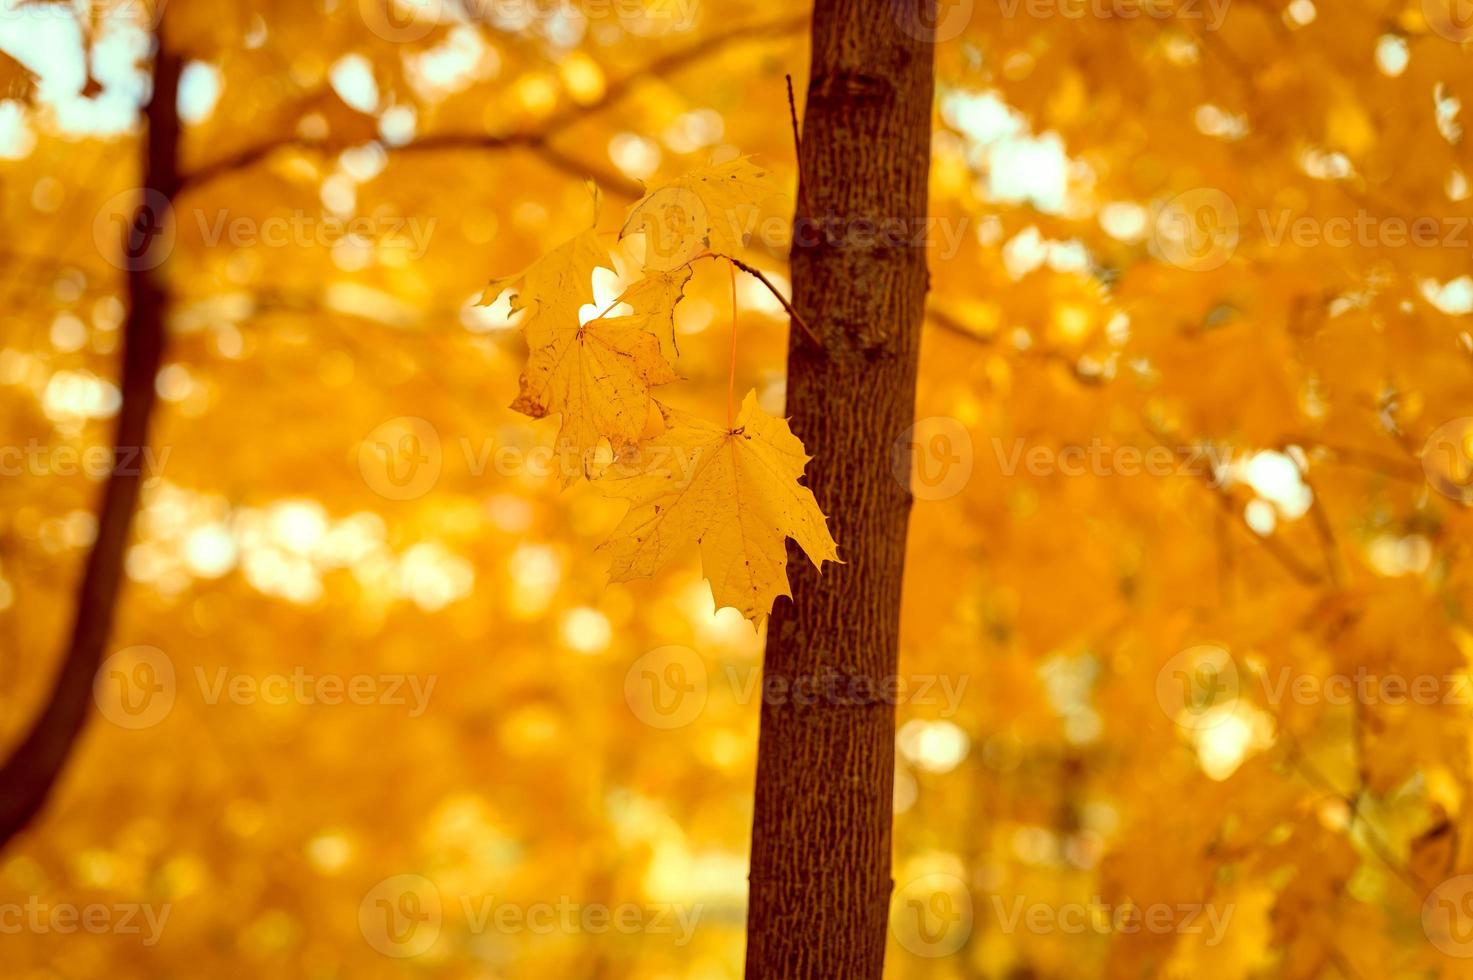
[0,31,180,849]
[743,0,935,975]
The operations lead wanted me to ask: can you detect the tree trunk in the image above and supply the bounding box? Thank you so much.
[0,26,180,848]
[743,0,935,975]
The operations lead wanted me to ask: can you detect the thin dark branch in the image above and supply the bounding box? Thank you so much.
[925,307,1001,347]
[1207,476,1325,587]
[1138,422,1326,587]
[519,142,637,197]
[1301,469,1346,587]
[1283,437,1424,484]
[543,14,807,134]
[927,307,1106,385]
[1277,727,1422,896]
[180,130,645,198]
[785,74,802,154]
[725,255,822,348]
[785,73,812,221]
[0,25,181,850]
[179,132,306,192]
[180,15,808,195]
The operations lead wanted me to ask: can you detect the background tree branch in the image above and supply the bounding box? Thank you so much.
[0,26,181,850]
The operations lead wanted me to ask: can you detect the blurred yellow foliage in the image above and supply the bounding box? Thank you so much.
[1,0,1473,977]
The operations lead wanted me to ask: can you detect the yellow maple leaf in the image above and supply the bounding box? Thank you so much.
[598,391,839,623]
[511,310,678,484]
[478,225,608,326]
[616,266,693,359]
[620,157,782,269]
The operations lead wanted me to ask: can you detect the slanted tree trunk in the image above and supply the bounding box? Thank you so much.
[0,25,181,848]
[744,0,936,975]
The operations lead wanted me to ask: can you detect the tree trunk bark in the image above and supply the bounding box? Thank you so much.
[743,0,935,975]
[0,26,180,849]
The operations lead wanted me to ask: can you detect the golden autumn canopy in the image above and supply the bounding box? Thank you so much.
[2,0,1473,977]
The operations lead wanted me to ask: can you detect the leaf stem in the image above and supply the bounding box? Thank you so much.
[727,256,738,430]
[685,252,822,349]
[724,256,823,348]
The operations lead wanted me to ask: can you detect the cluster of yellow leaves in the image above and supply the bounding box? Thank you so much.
[479,161,838,623]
